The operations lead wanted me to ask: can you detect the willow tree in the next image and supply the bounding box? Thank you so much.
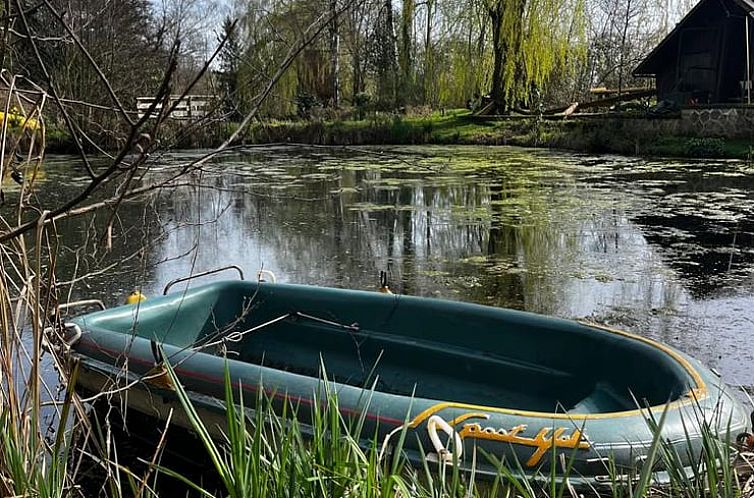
[485,0,585,112]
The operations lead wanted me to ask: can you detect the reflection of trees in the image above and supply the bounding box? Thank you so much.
[29,148,748,373]
[142,149,692,324]
[635,213,754,298]
[148,161,501,294]
[145,154,563,313]
[465,176,583,314]
[481,183,525,307]
[597,164,754,298]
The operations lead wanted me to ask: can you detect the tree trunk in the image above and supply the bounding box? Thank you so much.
[489,5,505,113]
[329,0,340,107]
[511,0,527,106]
[348,9,364,100]
[352,55,362,98]
[377,0,398,108]
[398,0,414,105]
[424,0,433,105]
[618,0,632,95]
[386,0,398,99]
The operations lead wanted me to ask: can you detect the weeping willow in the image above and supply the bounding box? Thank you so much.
[236,0,315,117]
[225,0,586,117]
[424,0,490,108]
[436,39,491,107]
[487,0,586,108]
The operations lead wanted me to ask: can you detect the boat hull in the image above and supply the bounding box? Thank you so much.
[69,281,749,488]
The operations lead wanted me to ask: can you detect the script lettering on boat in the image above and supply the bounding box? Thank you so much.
[426,412,589,467]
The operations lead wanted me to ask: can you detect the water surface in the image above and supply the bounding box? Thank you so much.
[17,145,754,390]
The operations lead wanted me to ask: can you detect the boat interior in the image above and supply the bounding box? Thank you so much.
[86,281,695,414]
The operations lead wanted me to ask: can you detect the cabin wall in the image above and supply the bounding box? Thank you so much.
[656,68,677,101]
[677,26,720,103]
[641,0,754,106]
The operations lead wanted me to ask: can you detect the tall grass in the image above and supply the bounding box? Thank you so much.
[160,358,416,498]
[155,352,752,498]
[0,83,74,498]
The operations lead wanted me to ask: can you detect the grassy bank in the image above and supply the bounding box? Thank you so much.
[239,110,754,159]
[45,110,754,159]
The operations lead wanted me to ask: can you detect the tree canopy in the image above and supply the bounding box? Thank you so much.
[4,0,680,135]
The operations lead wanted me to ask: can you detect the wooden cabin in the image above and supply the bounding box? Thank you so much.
[633,0,754,106]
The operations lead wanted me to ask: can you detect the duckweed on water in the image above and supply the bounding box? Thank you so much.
[347,202,396,212]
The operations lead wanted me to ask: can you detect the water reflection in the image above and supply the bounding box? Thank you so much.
[22,146,754,387]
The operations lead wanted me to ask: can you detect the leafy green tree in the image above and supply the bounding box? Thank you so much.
[484,0,586,112]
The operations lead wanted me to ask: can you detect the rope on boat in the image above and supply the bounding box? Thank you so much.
[378,423,408,464]
[42,322,82,353]
[192,313,293,351]
[293,312,366,372]
[293,311,360,331]
[167,310,363,374]
[257,269,276,283]
[146,313,295,375]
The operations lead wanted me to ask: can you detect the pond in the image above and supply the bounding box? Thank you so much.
[16,145,754,391]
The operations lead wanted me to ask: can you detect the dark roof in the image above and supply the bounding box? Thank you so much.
[633,0,754,76]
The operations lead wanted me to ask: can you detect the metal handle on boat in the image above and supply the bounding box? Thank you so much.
[42,322,83,353]
[62,322,82,347]
[163,265,245,295]
[56,299,106,314]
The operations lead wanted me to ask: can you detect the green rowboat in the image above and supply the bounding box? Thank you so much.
[67,278,749,488]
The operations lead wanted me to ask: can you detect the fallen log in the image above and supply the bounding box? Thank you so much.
[514,89,654,116]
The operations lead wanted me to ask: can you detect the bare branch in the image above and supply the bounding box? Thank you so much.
[40,0,135,126]
[13,0,95,177]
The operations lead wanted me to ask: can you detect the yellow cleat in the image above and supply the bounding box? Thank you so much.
[125,290,147,305]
